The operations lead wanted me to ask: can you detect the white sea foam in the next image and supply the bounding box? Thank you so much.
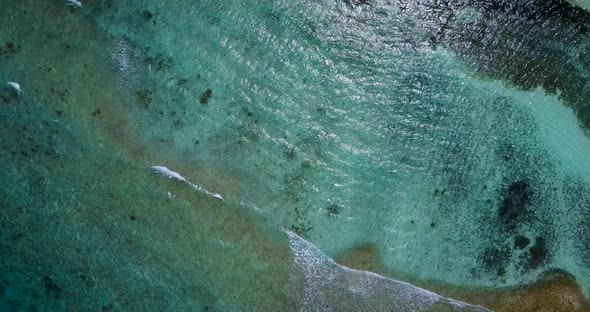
[286,231,491,311]
[66,0,82,8]
[152,165,187,182]
[151,165,224,201]
[7,82,21,95]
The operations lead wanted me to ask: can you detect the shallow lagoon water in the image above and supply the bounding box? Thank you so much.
[1,0,590,311]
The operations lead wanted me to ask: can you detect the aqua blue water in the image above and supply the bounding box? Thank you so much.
[2,0,590,311]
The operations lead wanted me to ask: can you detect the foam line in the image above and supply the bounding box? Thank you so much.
[286,230,492,311]
[151,165,224,201]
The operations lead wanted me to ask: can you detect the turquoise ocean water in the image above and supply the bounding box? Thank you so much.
[2,0,590,310]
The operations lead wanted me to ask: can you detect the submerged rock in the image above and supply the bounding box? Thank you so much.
[498,180,533,227]
[524,236,550,270]
[199,88,212,104]
[514,235,530,250]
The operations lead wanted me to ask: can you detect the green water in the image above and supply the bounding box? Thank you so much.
[2,0,590,311]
